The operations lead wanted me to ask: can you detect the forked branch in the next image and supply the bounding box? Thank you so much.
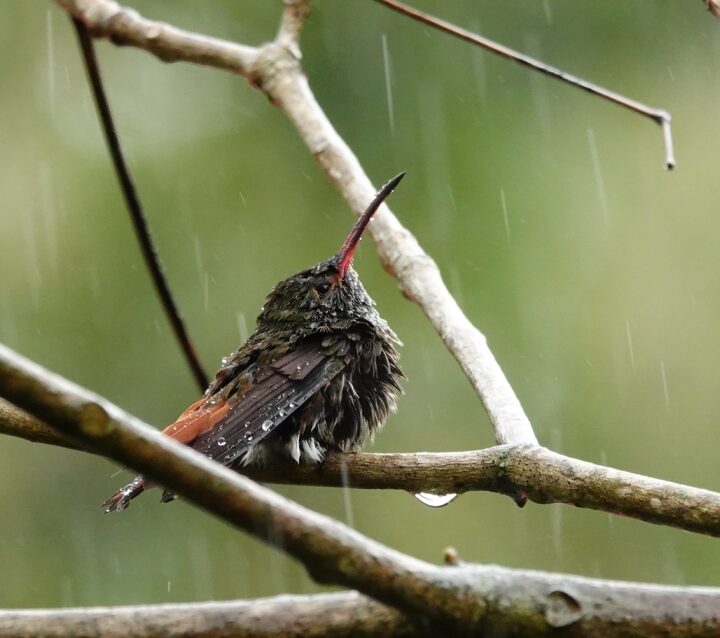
[2,344,720,635]
[57,0,537,446]
[2,346,720,538]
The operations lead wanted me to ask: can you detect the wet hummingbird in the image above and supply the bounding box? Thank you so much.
[104,173,406,511]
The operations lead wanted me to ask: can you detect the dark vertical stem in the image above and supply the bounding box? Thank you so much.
[71,19,209,391]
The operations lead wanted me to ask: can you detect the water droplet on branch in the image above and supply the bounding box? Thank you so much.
[414,492,458,507]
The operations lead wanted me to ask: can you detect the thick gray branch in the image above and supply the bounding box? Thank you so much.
[3,374,720,537]
[0,593,415,638]
[0,398,82,452]
[5,576,720,638]
[0,342,467,630]
[3,343,720,635]
[56,0,536,450]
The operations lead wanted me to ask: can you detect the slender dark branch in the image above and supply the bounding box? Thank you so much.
[374,0,676,170]
[0,592,416,638]
[71,19,209,391]
[3,344,720,635]
[2,357,720,538]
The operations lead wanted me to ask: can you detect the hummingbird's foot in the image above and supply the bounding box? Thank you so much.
[102,475,145,513]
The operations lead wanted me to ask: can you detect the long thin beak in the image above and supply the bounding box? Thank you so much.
[336,172,405,278]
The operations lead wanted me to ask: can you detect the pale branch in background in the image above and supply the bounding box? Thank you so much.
[56,0,257,73]
[2,346,720,537]
[3,343,720,636]
[253,10,539,447]
[56,0,539,446]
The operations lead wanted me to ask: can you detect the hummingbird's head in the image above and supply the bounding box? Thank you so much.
[257,173,405,334]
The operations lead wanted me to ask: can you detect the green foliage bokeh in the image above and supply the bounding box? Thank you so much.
[1,1,719,607]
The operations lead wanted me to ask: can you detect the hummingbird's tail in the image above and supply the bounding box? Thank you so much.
[102,475,146,513]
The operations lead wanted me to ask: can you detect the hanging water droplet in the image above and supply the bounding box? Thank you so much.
[221,356,229,366]
[414,492,458,507]
[217,437,227,447]
[261,420,273,431]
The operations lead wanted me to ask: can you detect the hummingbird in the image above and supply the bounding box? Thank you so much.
[103,173,406,512]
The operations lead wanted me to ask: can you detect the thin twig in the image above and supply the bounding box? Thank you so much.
[72,19,209,391]
[3,354,720,538]
[276,0,312,52]
[374,0,676,170]
[3,343,720,635]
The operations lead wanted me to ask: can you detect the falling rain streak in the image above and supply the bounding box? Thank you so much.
[236,312,249,342]
[500,189,511,241]
[586,128,609,223]
[381,34,395,135]
[660,361,670,410]
[46,9,55,110]
[625,320,635,369]
[339,457,355,529]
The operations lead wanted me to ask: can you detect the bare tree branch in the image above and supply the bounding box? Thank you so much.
[0,592,415,638]
[276,0,311,52]
[0,343,459,630]
[56,0,537,447]
[0,398,82,452]
[56,0,258,73]
[3,352,720,536]
[71,18,209,391]
[3,343,720,635]
[31,2,720,633]
[4,580,720,638]
[374,0,675,170]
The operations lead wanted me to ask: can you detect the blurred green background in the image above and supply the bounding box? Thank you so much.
[1,0,719,608]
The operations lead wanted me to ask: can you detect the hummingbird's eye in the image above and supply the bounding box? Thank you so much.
[315,282,331,295]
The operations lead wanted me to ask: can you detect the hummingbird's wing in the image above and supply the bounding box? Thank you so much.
[187,339,347,466]
[104,339,346,512]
